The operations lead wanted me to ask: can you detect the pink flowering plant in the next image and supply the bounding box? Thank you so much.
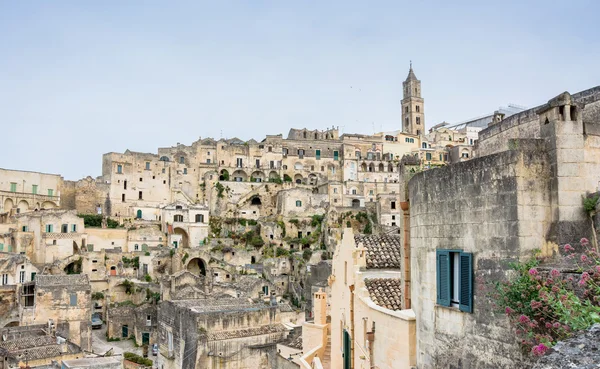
[491,242,600,356]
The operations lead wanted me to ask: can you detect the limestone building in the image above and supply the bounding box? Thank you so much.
[401,64,425,136]
[408,86,600,368]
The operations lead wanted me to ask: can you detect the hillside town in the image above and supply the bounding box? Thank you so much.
[2,65,600,369]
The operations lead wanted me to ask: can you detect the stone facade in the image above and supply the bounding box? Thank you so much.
[408,89,600,368]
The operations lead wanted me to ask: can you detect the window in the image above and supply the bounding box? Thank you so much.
[45,224,53,233]
[179,156,185,164]
[22,226,28,232]
[135,244,139,251]
[1,274,7,285]
[70,293,77,306]
[298,231,303,238]
[405,138,410,143]
[416,105,420,112]
[333,151,339,161]
[405,106,408,113]
[48,189,54,197]
[426,153,432,161]
[10,182,17,192]
[316,149,321,160]
[236,158,243,168]
[333,188,337,194]
[283,148,288,156]
[352,189,357,195]
[145,162,150,170]
[32,185,38,194]
[270,161,275,169]
[369,190,374,195]
[462,152,470,158]
[162,168,166,174]
[122,194,126,202]
[207,159,211,164]
[195,214,204,223]
[298,149,305,158]
[183,168,187,174]
[124,180,127,190]
[416,117,421,125]
[61,224,68,233]
[436,250,473,312]
[117,165,122,174]
[138,191,143,200]
[19,271,25,283]
[256,159,260,168]
[174,215,183,222]
[391,201,396,209]
[296,200,302,207]
[139,177,143,182]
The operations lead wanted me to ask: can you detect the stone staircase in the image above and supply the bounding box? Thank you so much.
[321,332,331,368]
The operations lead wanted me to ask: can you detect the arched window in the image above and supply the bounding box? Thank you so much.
[176,205,182,210]
[195,214,204,223]
[174,215,183,222]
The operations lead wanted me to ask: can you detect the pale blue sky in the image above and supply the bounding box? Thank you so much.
[1,1,599,179]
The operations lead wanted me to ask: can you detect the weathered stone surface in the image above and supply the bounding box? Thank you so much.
[533,324,600,369]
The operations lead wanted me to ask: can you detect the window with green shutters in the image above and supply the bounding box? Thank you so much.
[45,224,53,233]
[436,249,473,313]
[0,243,3,251]
[72,224,77,232]
[32,185,38,194]
[316,149,321,160]
[10,183,17,192]
[426,153,432,161]
[22,226,28,232]
[48,189,54,197]
[333,151,339,161]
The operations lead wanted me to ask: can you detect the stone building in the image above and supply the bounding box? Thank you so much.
[408,87,600,368]
[20,274,92,352]
[157,297,294,369]
[0,168,62,215]
[326,229,415,369]
[401,64,425,136]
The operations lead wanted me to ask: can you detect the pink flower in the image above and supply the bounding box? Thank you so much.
[581,254,588,262]
[519,315,531,324]
[553,322,561,328]
[579,272,591,286]
[552,286,560,293]
[532,343,549,356]
[595,266,600,274]
[529,268,539,276]
[530,300,542,310]
[564,244,574,252]
[551,269,561,278]
[581,238,590,245]
[505,307,513,314]
[545,322,552,328]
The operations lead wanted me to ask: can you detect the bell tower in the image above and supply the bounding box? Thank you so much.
[401,62,425,136]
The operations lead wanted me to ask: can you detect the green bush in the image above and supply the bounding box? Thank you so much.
[276,247,290,257]
[302,249,313,261]
[283,174,292,182]
[238,219,247,226]
[124,352,153,366]
[92,292,104,300]
[122,256,139,269]
[144,274,152,282]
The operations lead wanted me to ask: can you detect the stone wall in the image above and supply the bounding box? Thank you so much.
[408,142,552,368]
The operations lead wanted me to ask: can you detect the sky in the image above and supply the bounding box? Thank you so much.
[1,1,599,180]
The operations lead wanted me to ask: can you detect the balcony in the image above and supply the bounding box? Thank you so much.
[0,190,60,205]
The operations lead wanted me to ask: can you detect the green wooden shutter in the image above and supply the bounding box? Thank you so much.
[459,252,473,313]
[343,329,351,369]
[334,151,339,161]
[316,149,321,160]
[436,250,451,306]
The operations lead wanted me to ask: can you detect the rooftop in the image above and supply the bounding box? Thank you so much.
[364,278,403,311]
[207,323,288,341]
[355,234,402,269]
[173,298,271,314]
[35,274,89,287]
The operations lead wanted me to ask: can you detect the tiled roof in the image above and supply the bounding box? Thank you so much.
[354,235,402,269]
[0,336,56,351]
[364,278,403,311]
[207,324,288,341]
[285,335,303,350]
[174,298,270,314]
[35,274,89,286]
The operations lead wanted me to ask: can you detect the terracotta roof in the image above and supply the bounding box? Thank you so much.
[207,324,288,341]
[354,235,402,269]
[364,278,403,311]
